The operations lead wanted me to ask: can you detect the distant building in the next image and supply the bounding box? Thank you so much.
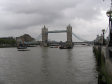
[16,34,35,43]
[16,34,36,46]
[20,34,35,42]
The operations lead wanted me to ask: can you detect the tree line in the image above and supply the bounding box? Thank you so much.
[0,37,16,47]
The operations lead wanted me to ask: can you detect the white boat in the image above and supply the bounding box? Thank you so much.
[49,46,59,48]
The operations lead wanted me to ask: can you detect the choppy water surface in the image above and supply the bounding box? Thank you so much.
[0,46,97,84]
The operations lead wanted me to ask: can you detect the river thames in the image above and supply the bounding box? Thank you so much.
[0,46,97,84]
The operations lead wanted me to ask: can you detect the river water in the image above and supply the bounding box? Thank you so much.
[0,46,97,84]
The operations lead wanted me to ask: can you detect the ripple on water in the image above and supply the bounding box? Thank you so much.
[0,46,97,84]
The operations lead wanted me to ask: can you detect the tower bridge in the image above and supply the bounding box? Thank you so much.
[35,25,90,47]
[42,25,72,47]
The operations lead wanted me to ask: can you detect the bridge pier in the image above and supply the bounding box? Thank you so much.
[67,25,73,48]
[42,26,48,47]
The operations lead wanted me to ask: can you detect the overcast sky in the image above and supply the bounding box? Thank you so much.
[0,0,111,41]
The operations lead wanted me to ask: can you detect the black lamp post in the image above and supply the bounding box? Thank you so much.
[102,29,105,45]
[106,0,112,46]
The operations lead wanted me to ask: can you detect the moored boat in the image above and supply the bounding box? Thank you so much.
[59,44,73,49]
[16,37,29,51]
[17,43,29,51]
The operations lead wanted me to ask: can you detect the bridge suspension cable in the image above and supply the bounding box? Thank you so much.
[36,34,42,41]
[72,32,88,42]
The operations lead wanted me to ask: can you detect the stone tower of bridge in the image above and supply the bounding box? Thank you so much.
[67,24,73,47]
[42,26,48,46]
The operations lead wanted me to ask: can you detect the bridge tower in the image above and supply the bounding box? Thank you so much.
[42,26,48,46]
[67,24,73,47]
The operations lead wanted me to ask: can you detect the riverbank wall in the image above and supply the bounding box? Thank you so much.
[93,46,112,84]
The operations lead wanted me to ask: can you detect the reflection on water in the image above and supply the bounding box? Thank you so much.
[65,50,75,84]
[0,46,97,84]
[40,48,50,84]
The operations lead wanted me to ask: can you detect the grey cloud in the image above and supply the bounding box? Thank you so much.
[0,0,109,40]
[2,0,78,13]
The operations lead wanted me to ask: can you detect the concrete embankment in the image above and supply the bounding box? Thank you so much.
[93,46,112,84]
